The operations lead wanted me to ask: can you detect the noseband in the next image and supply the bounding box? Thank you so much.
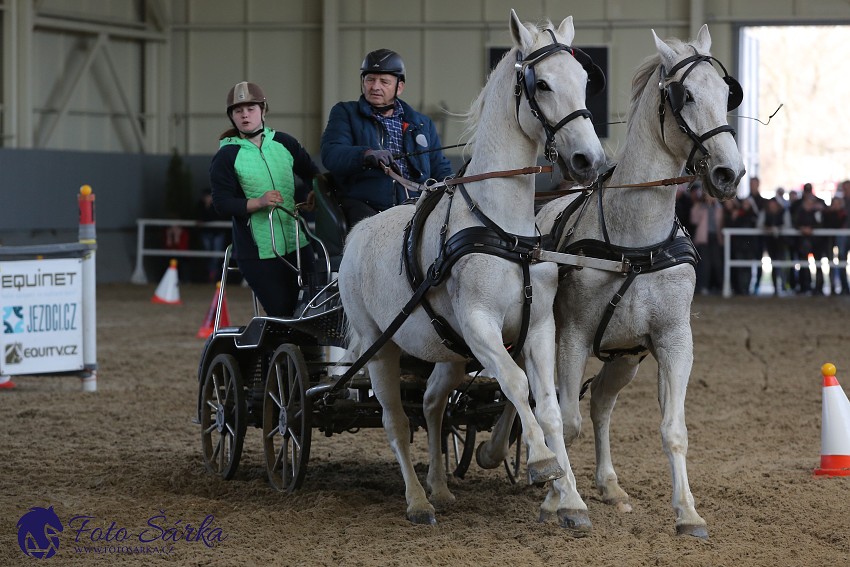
[658,52,741,175]
[514,29,601,163]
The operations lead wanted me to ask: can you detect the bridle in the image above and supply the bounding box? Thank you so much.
[514,29,605,163]
[658,51,743,175]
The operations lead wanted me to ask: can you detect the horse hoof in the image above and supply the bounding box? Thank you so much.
[429,492,456,512]
[676,523,709,539]
[602,497,633,513]
[475,441,501,470]
[407,510,437,526]
[558,508,592,537]
[538,509,556,523]
[527,457,564,485]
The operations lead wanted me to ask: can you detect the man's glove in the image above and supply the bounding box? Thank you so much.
[363,149,394,169]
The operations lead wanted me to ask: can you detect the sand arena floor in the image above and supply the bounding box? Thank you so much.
[1,282,849,566]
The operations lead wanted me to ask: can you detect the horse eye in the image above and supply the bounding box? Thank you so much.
[536,80,551,92]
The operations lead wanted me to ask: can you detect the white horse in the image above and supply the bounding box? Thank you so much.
[338,10,606,525]
[478,26,745,537]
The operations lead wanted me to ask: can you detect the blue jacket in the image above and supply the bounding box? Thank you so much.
[320,96,454,210]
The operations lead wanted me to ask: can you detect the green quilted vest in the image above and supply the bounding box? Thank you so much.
[221,129,306,258]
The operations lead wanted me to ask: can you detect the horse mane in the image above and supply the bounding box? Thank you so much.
[617,37,693,162]
[459,19,553,157]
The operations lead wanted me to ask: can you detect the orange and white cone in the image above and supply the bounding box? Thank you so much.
[152,258,182,305]
[814,363,850,477]
[197,282,230,338]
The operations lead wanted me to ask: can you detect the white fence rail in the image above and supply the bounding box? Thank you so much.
[721,227,850,298]
[130,218,230,284]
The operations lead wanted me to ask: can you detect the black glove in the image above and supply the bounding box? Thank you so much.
[363,149,394,169]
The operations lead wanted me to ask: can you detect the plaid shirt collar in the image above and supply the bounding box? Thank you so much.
[373,101,409,179]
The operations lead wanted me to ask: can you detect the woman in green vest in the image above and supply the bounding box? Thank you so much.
[210,81,319,316]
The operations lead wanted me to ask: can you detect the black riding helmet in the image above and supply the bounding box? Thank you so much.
[360,49,406,82]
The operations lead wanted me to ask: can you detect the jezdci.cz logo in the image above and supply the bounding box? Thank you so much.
[16,506,227,558]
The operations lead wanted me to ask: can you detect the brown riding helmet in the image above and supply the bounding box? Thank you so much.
[226,81,268,116]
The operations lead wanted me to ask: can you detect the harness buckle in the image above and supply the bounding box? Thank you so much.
[524,284,533,300]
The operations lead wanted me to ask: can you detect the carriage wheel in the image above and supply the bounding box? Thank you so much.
[200,354,247,480]
[443,423,477,479]
[263,344,312,493]
[443,390,477,478]
[504,415,523,485]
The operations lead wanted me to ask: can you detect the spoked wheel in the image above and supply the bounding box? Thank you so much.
[443,422,477,479]
[504,415,523,485]
[263,343,312,493]
[442,391,478,478]
[200,353,247,480]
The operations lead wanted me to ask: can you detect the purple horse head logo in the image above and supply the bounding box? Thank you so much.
[17,506,63,559]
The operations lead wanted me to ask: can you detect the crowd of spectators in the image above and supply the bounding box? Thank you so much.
[676,177,850,296]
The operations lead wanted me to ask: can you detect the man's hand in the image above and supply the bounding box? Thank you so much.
[299,190,316,213]
[364,149,394,169]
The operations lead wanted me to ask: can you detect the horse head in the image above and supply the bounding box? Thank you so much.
[653,25,746,200]
[510,10,606,186]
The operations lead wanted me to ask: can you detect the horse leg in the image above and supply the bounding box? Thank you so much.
[535,322,592,537]
[475,399,516,469]
[422,361,466,510]
[368,343,436,525]
[590,357,640,512]
[655,338,708,538]
[464,319,563,485]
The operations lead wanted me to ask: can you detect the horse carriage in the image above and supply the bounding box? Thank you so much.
[195,178,523,493]
[197,9,745,537]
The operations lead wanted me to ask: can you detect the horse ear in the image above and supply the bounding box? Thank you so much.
[652,29,676,68]
[693,24,712,52]
[510,9,534,52]
[555,15,576,46]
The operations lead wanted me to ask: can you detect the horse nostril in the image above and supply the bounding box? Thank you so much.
[570,153,591,174]
[710,166,736,189]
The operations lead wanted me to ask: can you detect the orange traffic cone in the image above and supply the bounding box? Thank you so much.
[814,363,850,477]
[152,259,182,304]
[197,282,230,338]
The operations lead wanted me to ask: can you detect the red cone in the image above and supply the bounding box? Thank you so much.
[197,282,230,338]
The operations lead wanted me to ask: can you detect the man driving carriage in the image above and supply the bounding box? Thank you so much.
[209,81,321,317]
[320,49,454,227]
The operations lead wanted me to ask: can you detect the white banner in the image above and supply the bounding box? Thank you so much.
[1,258,84,375]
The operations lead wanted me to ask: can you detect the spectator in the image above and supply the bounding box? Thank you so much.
[748,177,768,293]
[690,186,725,295]
[725,195,759,295]
[823,194,849,295]
[196,188,229,282]
[757,197,792,295]
[791,183,826,295]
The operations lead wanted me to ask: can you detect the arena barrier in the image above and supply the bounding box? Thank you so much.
[0,186,98,391]
[130,218,230,284]
[722,227,850,298]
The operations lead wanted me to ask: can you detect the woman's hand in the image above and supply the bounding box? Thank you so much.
[247,190,283,212]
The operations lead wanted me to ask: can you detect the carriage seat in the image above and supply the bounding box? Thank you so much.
[312,173,347,273]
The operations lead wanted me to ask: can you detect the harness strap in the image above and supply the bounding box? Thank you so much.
[380,162,552,197]
[588,234,698,361]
